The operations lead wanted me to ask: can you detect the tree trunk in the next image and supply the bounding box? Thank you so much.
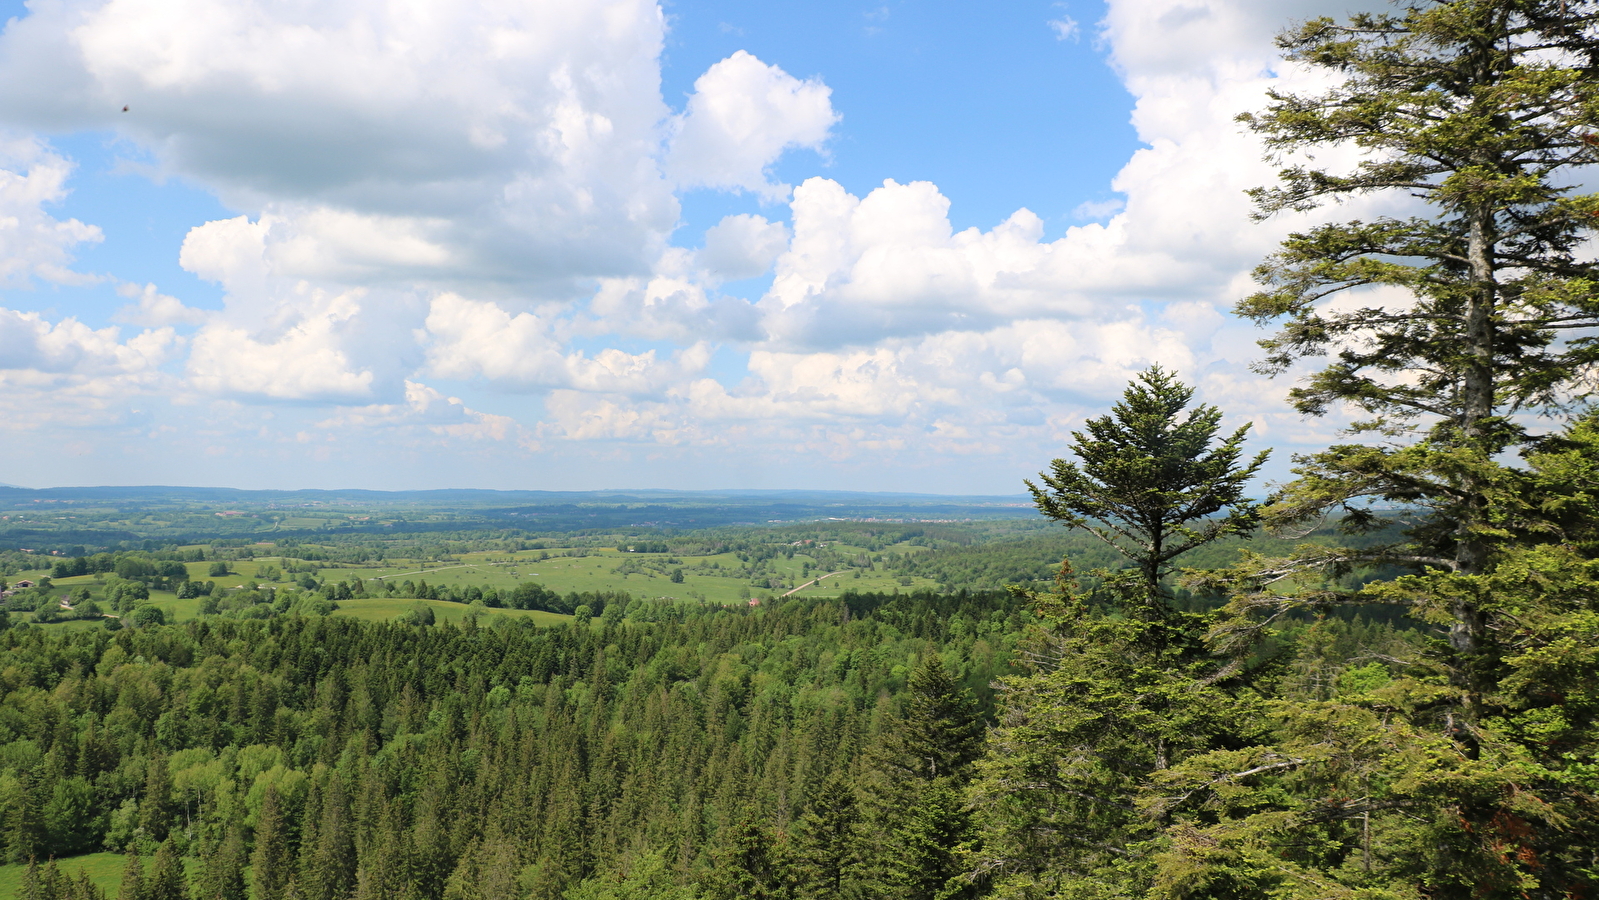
[1452,192,1497,694]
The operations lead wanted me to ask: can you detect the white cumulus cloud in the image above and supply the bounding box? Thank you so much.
[0,135,102,288]
[697,213,790,283]
[0,0,1415,487]
[0,0,680,296]
[666,50,838,200]
[114,282,208,327]
[424,292,712,395]
[186,287,381,402]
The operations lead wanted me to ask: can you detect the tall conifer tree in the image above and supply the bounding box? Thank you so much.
[116,848,145,900]
[199,824,248,900]
[1130,3,1599,896]
[971,370,1271,898]
[251,785,291,900]
[868,656,985,900]
[1027,366,1267,616]
[145,837,190,900]
[1236,0,1599,678]
[304,775,356,900]
[789,772,864,900]
[138,757,175,844]
[8,773,43,865]
[20,856,44,900]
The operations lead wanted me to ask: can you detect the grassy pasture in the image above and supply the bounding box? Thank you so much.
[333,596,570,627]
[295,542,943,605]
[17,537,943,630]
[0,852,151,897]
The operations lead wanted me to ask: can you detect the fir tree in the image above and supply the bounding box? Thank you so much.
[251,785,291,900]
[1027,365,1267,615]
[867,656,984,899]
[70,868,109,900]
[889,782,977,900]
[304,775,356,900]
[145,837,190,900]
[39,859,69,900]
[564,849,700,900]
[894,656,982,782]
[116,847,146,900]
[198,824,247,900]
[705,816,788,900]
[137,757,175,844]
[21,857,44,900]
[968,574,1260,899]
[1236,0,1599,673]
[7,773,43,865]
[971,368,1274,898]
[789,772,864,900]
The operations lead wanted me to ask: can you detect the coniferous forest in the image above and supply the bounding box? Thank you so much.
[7,1,1599,898]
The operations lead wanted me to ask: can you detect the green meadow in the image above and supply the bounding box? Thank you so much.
[331,596,570,627]
[291,543,944,604]
[0,853,206,897]
[22,538,945,628]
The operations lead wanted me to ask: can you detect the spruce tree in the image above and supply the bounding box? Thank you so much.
[116,848,145,900]
[145,837,189,900]
[251,786,291,900]
[1236,0,1599,673]
[1165,411,1599,898]
[867,656,984,900]
[968,566,1263,899]
[198,824,247,900]
[7,773,43,865]
[1078,5,1599,896]
[889,782,977,900]
[1027,365,1267,615]
[21,857,44,900]
[789,772,864,900]
[970,369,1272,898]
[71,868,109,900]
[40,859,68,900]
[705,816,788,900]
[304,775,356,900]
[563,849,699,900]
[876,656,983,786]
[138,757,175,844]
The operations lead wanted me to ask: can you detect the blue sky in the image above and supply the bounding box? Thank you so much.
[0,0,1364,492]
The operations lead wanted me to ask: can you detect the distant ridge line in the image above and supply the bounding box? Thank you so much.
[0,484,1030,503]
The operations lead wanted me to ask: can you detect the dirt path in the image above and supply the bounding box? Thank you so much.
[371,563,485,581]
[780,570,850,598]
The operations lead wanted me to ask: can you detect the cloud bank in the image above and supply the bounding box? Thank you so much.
[0,0,1391,490]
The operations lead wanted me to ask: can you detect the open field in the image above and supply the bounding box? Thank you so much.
[30,574,575,628]
[333,596,571,626]
[292,542,944,604]
[0,852,202,897]
[23,537,943,628]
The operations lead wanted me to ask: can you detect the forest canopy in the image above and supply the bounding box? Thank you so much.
[5,2,1599,899]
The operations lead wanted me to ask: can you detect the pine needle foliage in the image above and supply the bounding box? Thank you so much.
[1026,367,1268,614]
[1234,0,1599,636]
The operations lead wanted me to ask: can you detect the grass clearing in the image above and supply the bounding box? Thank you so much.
[17,539,945,631]
[333,597,570,627]
[301,544,942,606]
[0,852,126,897]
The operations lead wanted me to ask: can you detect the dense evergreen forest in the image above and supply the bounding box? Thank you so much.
[0,585,1425,900]
[9,2,1599,898]
[0,590,1031,900]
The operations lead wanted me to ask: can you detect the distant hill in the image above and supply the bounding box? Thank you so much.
[0,484,1031,509]
[0,485,1039,550]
